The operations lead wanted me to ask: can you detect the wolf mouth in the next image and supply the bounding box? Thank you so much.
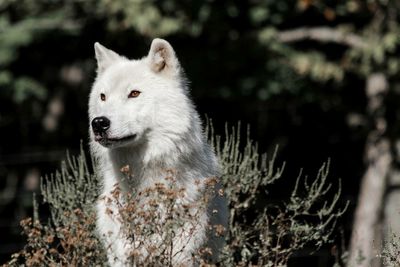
[95,134,137,147]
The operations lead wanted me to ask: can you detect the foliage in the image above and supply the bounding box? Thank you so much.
[381,232,400,266]
[40,147,100,228]
[3,0,400,104]
[212,125,348,266]
[6,211,106,267]
[5,146,106,267]
[3,126,347,266]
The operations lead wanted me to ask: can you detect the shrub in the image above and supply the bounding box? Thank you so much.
[3,125,347,266]
[381,231,400,266]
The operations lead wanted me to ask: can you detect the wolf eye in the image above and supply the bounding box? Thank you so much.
[128,90,141,98]
[100,93,106,101]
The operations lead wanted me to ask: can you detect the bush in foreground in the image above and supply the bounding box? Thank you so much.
[4,125,347,266]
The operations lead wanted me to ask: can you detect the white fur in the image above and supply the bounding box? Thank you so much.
[89,39,228,266]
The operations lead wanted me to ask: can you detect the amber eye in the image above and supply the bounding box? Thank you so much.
[128,90,141,98]
[100,93,106,101]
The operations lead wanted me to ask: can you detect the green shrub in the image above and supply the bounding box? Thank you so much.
[4,125,347,267]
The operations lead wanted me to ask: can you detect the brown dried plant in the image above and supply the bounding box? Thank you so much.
[3,124,347,267]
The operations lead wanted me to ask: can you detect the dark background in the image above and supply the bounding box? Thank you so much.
[1,0,400,266]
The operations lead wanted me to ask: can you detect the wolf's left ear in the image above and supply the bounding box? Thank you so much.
[94,42,122,74]
[147,39,180,75]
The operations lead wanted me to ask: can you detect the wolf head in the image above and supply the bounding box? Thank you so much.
[89,39,197,153]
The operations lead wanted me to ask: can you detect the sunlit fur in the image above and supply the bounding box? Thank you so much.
[89,39,228,266]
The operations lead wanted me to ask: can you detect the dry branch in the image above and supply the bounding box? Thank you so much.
[277,27,367,48]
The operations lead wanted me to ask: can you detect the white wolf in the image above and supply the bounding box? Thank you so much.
[88,38,228,266]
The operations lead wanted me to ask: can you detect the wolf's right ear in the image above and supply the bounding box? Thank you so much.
[94,42,122,74]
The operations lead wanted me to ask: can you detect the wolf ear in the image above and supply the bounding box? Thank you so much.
[94,42,122,74]
[147,39,179,75]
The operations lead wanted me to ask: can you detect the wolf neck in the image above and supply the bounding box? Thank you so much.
[107,123,214,192]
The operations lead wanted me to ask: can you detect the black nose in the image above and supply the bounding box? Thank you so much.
[91,116,110,134]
